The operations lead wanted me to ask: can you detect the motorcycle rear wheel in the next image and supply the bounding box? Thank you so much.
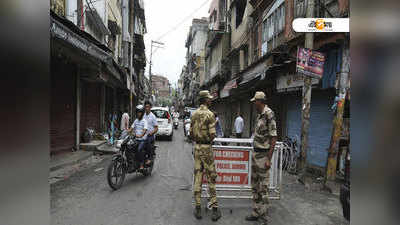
[107,159,126,190]
[142,161,154,176]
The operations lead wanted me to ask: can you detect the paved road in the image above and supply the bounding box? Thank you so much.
[51,123,349,225]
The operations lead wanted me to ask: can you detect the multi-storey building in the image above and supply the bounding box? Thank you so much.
[183,18,209,106]
[151,75,171,98]
[200,0,350,173]
[50,0,147,154]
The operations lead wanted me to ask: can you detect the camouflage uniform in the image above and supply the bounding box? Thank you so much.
[251,105,277,222]
[190,104,218,208]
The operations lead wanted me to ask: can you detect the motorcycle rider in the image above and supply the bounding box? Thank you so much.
[129,105,148,170]
[144,100,158,165]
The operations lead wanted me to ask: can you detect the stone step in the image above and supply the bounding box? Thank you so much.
[95,142,119,154]
[79,140,107,151]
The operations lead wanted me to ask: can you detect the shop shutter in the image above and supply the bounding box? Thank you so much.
[80,82,101,138]
[50,61,76,153]
[286,91,334,167]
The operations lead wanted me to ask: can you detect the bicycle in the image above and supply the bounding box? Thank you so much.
[280,136,299,174]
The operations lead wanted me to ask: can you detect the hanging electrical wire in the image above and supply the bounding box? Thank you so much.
[155,0,211,41]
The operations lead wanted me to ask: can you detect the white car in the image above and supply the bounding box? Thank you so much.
[151,107,173,141]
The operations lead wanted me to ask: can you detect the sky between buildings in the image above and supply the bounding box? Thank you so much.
[144,0,210,87]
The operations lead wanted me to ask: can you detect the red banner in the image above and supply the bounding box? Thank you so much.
[202,147,250,186]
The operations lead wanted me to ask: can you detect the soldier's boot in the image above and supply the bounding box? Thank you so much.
[193,206,202,220]
[245,214,259,221]
[211,207,221,221]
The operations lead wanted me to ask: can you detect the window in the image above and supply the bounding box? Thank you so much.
[151,110,169,119]
[262,3,285,43]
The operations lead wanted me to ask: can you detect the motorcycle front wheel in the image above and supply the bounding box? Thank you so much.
[107,159,126,190]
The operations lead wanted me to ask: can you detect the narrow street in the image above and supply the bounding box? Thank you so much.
[51,124,348,225]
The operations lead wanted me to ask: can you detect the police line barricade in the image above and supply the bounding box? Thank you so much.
[192,138,283,202]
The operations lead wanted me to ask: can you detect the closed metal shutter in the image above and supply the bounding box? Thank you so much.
[80,82,101,138]
[286,90,334,167]
[50,61,76,153]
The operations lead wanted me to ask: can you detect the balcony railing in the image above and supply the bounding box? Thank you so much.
[294,0,325,18]
[294,0,307,18]
[231,64,241,76]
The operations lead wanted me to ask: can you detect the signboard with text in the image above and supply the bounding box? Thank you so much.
[276,73,319,92]
[193,138,283,201]
[202,146,251,188]
[296,47,325,79]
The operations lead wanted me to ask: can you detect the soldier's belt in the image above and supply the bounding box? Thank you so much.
[196,141,212,145]
[253,148,268,152]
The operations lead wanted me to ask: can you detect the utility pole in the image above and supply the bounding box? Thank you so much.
[149,40,165,99]
[324,40,350,186]
[130,0,135,117]
[298,0,315,183]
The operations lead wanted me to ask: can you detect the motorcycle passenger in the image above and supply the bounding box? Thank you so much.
[129,105,148,170]
[144,100,158,165]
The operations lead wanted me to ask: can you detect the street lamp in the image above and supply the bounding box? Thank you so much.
[149,40,165,97]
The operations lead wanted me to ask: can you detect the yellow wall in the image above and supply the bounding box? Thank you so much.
[51,0,65,17]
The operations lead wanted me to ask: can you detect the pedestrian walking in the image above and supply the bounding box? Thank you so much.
[213,111,224,146]
[245,91,277,225]
[190,90,221,221]
[214,111,224,138]
[234,113,244,146]
[234,113,244,138]
[120,108,130,139]
[144,100,158,163]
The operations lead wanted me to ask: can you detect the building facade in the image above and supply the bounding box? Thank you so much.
[185,0,350,172]
[50,0,148,154]
[183,18,209,106]
[151,75,171,98]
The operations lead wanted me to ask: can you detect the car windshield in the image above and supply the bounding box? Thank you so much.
[152,110,169,119]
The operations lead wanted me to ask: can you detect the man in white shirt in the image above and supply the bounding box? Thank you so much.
[234,113,244,139]
[144,101,158,163]
[129,105,148,170]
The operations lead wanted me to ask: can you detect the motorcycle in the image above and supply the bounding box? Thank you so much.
[183,118,190,136]
[107,135,157,190]
[173,117,179,129]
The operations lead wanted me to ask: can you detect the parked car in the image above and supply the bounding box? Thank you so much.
[151,107,173,141]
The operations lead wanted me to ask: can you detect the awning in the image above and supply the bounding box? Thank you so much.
[85,9,111,35]
[220,78,238,98]
[50,12,111,62]
[210,83,219,100]
[239,62,266,85]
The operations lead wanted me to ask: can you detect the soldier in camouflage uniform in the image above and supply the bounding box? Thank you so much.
[190,90,222,221]
[246,91,277,225]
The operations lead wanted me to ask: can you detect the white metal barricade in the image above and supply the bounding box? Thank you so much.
[192,138,283,202]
